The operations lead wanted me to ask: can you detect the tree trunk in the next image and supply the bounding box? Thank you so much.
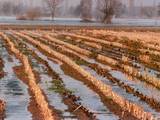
[103,15,113,24]
[51,14,54,21]
[51,11,55,21]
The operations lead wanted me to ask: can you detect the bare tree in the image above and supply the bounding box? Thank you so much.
[1,1,12,15]
[141,7,155,18]
[80,0,92,21]
[13,3,24,15]
[114,2,126,18]
[16,7,41,20]
[26,7,42,20]
[44,0,62,20]
[96,0,120,24]
[158,3,160,16]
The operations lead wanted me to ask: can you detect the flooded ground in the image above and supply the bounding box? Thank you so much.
[25,41,119,120]
[82,66,160,118]
[0,17,160,26]
[30,56,77,119]
[0,40,32,120]
[0,27,160,120]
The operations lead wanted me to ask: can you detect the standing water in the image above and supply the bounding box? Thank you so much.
[24,41,119,120]
[0,39,32,120]
[30,57,77,119]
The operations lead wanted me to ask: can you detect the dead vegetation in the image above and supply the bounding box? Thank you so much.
[0,100,5,120]
[0,27,160,120]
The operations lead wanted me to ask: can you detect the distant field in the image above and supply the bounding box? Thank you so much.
[0,27,160,120]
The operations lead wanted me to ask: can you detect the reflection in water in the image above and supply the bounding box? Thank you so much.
[0,40,32,120]
[31,56,77,119]
[0,17,160,26]
[133,62,160,78]
[25,41,119,120]
[110,70,160,103]
[109,70,160,118]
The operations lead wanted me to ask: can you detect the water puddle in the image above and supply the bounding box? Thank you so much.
[23,35,160,114]
[24,41,119,120]
[81,65,160,118]
[30,56,77,119]
[133,62,160,78]
[59,37,122,61]
[0,40,32,120]
[110,70,160,105]
[59,37,160,79]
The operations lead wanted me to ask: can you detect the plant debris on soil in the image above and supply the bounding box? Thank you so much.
[0,26,160,120]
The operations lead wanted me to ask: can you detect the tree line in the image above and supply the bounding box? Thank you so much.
[0,0,159,23]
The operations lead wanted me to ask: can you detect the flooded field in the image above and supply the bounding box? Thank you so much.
[0,26,160,120]
[0,17,160,26]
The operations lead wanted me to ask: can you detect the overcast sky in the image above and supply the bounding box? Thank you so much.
[1,0,160,6]
[123,0,160,6]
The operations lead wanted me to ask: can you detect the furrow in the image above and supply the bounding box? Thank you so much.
[0,33,56,120]
[14,31,155,120]
[22,32,160,117]
[8,32,98,120]
[38,32,160,90]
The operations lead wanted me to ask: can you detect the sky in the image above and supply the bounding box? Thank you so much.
[123,0,160,6]
[0,0,160,7]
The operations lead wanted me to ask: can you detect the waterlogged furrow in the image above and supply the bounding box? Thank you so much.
[62,31,160,72]
[55,31,145,61]
[61,32,157,65]
[33,50,119,120]
[70,30,160,54]
[29,32,160,116]
[56,32,125,50]
[6,34,78,119]
[26,31,159,101]
[11,32,128,119]
[12,31,119,120]
[0,39,32,120]
[110,70,160,102]
[32,30,160,72]
[55,37,160,111]
[23,31,118,66]
[133,62,160,79]
[42,32,160,90]
[26,30,160,109]
[24,31,115,70]
[0,33,55,120]
[94,30,160,50]
[14,32,155,120]
[28,55,77,119]
[81,66,160,117]
[22,31,91,56]
[55,31,159,65]
[8,31,109,120]
[0,29,159,120]
[23,32,160,117]
[53,33,123,60]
